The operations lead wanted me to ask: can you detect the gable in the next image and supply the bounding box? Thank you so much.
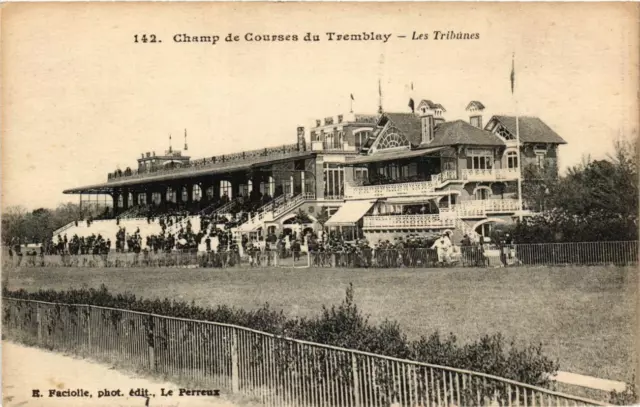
[488,116,567,144]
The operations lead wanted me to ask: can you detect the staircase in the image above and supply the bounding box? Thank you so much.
[237,193,314,232]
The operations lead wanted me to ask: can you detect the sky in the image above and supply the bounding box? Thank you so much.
[2,2,638,211]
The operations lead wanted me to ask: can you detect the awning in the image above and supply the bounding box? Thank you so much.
[344,147,446,165]
[325,200,376,227]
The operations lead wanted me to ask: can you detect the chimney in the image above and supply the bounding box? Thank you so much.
[420,109,435,144]
[297,126,306,151]
[466,101,485,129]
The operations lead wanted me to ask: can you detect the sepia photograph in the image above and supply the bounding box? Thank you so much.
[1,3,638,407]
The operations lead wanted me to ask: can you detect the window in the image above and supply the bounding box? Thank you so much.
[166,187,176,203]
[324,163,344,199]
[496,125,515,141]
[467,149,494,170]
[469,156,493,170]
[475,188,491,200]
[470,116,482,128]
[354,131,371,150]
[506,151,518,169]
[152,192,162,205]
[354,168,368,183]
[193,185,202,201]
[220,180,232,200]
[378,132,410,150]
[181,187,189,202]
[536,152,545,169]
[421,116,434,143]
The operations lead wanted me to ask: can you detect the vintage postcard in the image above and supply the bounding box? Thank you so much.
[1,2,639,407]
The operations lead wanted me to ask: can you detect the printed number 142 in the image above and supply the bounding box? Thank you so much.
[134,34,159,43]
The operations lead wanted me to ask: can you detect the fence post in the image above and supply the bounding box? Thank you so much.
[352,352,361,407]
[231,328,240,394]
[86,305,92,353]
[36,303,43,344]
[148,314,156,372]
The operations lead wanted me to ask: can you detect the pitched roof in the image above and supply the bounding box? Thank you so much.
[465,101,486,110]
[491,116,566,144]
[418,100,443,110]
[426,120,505,148]
[383,113,423,146]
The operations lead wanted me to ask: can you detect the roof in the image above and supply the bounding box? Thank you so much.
[353,114,379,124]
[427,120,505,148]
[418,100,446,112]
[382,113,423,146]
[465,101,486,110]
[345,147,446,165]
[491,116,566,144]
[63,151,314,194]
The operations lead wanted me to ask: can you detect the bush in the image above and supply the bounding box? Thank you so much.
[3,283,558,388]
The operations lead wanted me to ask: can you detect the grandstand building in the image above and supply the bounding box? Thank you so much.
[60,99,566,245]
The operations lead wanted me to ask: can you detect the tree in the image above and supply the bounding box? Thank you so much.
[291,209,312,225]
[512,135,639,243]
[315,206,330,228]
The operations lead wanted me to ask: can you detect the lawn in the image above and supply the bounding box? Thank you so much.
[3,265,637,383]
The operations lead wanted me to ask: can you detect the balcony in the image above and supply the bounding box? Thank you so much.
[311,141,357,152]
[363,214,455,229]
[439,199,523,218]
[344,171,457,200]
[460,168,520,182]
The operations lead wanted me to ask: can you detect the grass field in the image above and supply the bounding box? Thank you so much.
[3,265,637,383]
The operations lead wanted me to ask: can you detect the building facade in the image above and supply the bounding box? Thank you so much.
[62,99,566,245]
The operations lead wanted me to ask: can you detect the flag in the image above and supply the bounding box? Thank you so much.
[350,93,354,101]
[408,98,415,113]
[510,53,515,94]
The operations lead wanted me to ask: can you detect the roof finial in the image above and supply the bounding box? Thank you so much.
[169,134,172,153]
[184,128,188,151]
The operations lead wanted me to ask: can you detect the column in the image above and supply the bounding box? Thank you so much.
[213,180,221,200]
[122,188,129,211]
[112,190,120,216]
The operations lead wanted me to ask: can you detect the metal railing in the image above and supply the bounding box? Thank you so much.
[2,297,606,407]
[4,241,637,270]
[363,214,455,229]
[307,241,638,268]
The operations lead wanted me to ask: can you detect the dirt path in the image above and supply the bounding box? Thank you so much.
[2,341,248,407]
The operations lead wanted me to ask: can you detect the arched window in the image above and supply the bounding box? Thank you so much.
[193,184,202,202]
[137,193,146,206]
[378,131,409,150]
[152,192,162,205]
[268,176,275,197]
[247,180,253,195]
[206,186,214,200]
[220,180,233,200]
[181,187,189,202]
[506,151,518,169]
[166,187,176,203]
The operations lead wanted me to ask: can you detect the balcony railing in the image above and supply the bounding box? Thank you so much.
[108,143,303,182]
[440,199,524,218]
[344,171,457,199]
[363,214,455,229]
[461,168,520,181]
[310,141,357,152]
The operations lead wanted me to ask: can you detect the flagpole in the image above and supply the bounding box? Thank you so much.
[513,52,524,221]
